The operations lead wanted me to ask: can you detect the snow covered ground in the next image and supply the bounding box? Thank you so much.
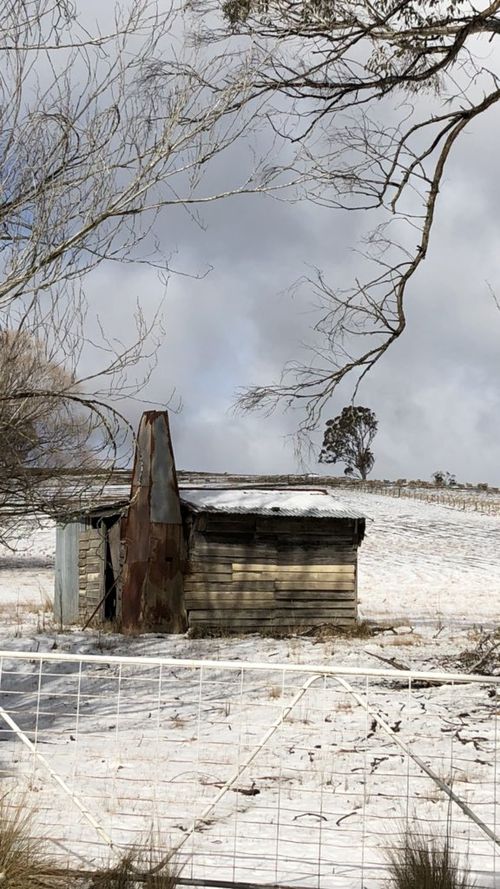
[0,492,498,887]
[0,630,498,888]
[0,518,54,610]
[338,491,500,624]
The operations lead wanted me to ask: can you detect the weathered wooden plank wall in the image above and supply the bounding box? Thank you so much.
[78,526,105,622]
[184,513,361,631]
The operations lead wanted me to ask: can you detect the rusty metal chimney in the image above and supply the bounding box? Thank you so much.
[121,411,187,632]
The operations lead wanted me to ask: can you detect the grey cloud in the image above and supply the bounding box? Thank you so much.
[74,27,500,484]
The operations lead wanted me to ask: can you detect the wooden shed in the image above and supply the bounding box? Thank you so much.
[54,410,366,633]
[180,487,365,632]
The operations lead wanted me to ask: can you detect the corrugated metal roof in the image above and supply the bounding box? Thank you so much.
[179,488,365,519]
[54,484,131,518]
[51,480,365,520]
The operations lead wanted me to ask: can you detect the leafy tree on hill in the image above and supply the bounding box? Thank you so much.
[319,406,377,480]
[432,470,457,487]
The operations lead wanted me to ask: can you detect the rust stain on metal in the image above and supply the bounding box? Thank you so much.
[121,411,187,632]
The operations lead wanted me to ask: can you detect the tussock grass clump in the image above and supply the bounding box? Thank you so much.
[92,844,179,889]
[387,827,475,889]
[0,800,63,889]
[0,801,178,889]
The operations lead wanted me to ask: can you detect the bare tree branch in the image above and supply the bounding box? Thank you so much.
[193,0,500,430]
[0,0,300,538]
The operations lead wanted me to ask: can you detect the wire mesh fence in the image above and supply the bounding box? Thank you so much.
[0,649,498,888]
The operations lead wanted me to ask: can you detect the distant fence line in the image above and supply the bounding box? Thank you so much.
[354,483,500,516]
[8,471,500,521]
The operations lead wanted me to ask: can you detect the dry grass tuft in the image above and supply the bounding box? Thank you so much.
[386,633,422,648]
[38,591,53,614]
[0,803,178,889]
[307,620,374,642]
[188,623,234,639]
[91,843,179,889]
[0,799,65,889]
[386,826,475,889]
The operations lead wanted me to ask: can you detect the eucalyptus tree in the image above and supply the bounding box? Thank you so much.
[320,406,378,480]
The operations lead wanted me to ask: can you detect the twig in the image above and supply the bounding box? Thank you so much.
[468,639,500,674]
[363,649,411,671]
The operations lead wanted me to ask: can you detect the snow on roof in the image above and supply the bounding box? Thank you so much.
[179,487,365,519]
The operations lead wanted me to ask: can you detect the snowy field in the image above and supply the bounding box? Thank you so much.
[0,491,499,887]
[0,518,54,614]
[340,491,500,624]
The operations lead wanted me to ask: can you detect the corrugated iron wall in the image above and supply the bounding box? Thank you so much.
[121,411,187,632]
[54,522,84,625]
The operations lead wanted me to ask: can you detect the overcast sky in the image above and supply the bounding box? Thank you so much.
[74,8,500,485]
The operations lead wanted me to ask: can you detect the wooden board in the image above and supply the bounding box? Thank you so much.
[191,543,278,558]
[255,538,356,549]
[188,605,356,619]
[232,563,355,575]
[277,603,356,613]
[191,546,356,563]
[184,581,275,592]
[184,573,234,584]
[255,517,353,530]
[275,590,356,601]
[275,580,354,591]
[185,565,232,576]
[188,616,356,628]
[276,546,356,559]
[186,581,355,593]
[189,556,280,567]
[186,593,275,608]
[201,514,355,539]
[186,591,355,606]
[193,535,356,549]
[202,525,257,535]
[233,570,355,582]
[187,603,356,615]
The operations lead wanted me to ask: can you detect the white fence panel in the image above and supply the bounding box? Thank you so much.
[0,651,498,889]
